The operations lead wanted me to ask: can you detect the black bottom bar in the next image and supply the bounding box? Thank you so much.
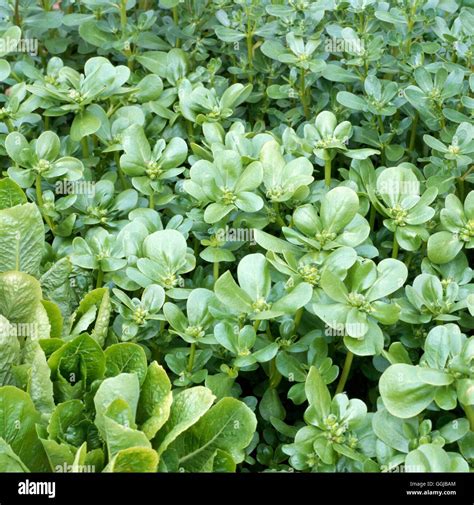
[0,473,472,505]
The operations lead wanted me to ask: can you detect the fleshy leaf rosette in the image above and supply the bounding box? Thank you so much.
[214,253,312,320]
[312,258,408,356]
[184,149,264,223]
[428,191,474,264]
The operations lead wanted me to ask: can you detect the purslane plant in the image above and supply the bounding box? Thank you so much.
[282,187,371,252]
[380,324,474,431]
[282,367,376,471]
[427,191,474,264]
[312,258,408,356]
[214,253,313,321]
[120,124,188,206]
[368,164,438,255]
[184,149,264,223]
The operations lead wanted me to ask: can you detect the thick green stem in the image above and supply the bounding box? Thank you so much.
[440,115,446,130]
[35,175,44,207]
[114,151,127,190]
[265,322,281,388]
[5,118,15,132]
[405,1,417,55]
[300,68,309,119]
[253,319,260,333]
[35,175,55,233]
[40,45,47,70]
[245,7,254,83]
[409,112,418,153]
[246,33,253,82]
[14,0,21,26]
[266,324,272,341]
[335,351,354,395]
[120,0,127,34]
[377,115,384,134]
[187,343,196,372]
[107,102,121,118]
[369,204,376,230]
[392,234,399,259]
[172,6,181,48]
[462,404,474,431]
[269,358,282,389]
[460,165,474,182]
[81,137,90,159]
[405,20,414,55]
[213,262,219,283]
[186,121,194,142]
[294,307,304,331]
[457,178,465,202]
[96,268,103,289]
[272,201,286,228]
[193,237,200,257]
[324,156,331,187]
[149,193,155,209]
